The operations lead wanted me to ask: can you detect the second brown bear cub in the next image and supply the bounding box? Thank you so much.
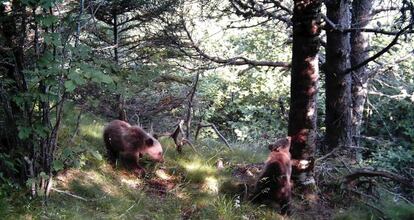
[103,120,164,176]
[251,137,292,215]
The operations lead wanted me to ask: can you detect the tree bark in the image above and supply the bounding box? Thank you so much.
[325,0,352,151]
[113,11,119,64]
[112,10,127,121]
[288,0,322,201]
[350,0,372,159]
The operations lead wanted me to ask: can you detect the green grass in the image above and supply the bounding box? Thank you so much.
[333,197,414,220]
[0,110,281,219]
[3,110,409,219]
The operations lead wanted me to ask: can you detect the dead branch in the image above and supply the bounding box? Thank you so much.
[195,123,232,150]
[378,185,414,205]
[315,147,339,163]
[170,120,184,153]
[70,109,83,143]
[45,176,53,197]
[344,169,414,189]
[185,72,200,139]
[51,187,88,201]
[169,120,199,154]
[182,138,199,155]
[24,156,36,197]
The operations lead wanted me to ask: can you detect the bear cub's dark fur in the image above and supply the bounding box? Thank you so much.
[251,137,292,215]
[103,120,164,176]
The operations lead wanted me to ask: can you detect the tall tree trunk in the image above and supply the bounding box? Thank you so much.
[351,0,372,160]
[325,0,352,151]
[289,0,322,201]
[113,11,119,64]
[112,11,126,121]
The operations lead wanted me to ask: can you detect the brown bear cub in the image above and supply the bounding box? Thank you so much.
[251,137,292,215]
[103,120,164,176]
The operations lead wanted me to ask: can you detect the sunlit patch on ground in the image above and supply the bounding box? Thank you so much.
[181,160,215,173]
[55,168,124,197]
[80,122,104,140]
[155,168,174,180]
[118,174,143,189]
[202,176,219,194]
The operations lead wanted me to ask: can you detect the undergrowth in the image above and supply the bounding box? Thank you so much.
[0,111,278,219]
[1,110,412,219]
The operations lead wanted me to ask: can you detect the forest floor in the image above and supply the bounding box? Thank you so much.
[2,112,412,219]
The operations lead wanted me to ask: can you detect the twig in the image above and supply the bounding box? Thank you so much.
[70,109,83,143]
[51,188,88,201]
[347,188,379,201]
[24,156,36,197]
[196,123,232,150]
[182,138,200,155]
[315,147,339,163]
[366,101,394,140]
[340,158,353,173]
[378,185,413,205]
[360,200,385,216]
[119,198,142,218]
[185,72,200,139]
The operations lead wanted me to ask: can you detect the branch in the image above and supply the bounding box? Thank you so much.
[322,13,414,36]
[183,22,290,68]
[70,109,83,143]
[51,188,88,201]
[230,0,292,24]
[345,23,413,74]
[343,27,414,35]
[169,120,199,154]
[371,6,398,15]
[185,72,200,139]
[344,169,414,189]
[154,74,192,85]
[196,123,232,150]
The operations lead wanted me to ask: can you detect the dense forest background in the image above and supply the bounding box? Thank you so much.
[0,0,413,219]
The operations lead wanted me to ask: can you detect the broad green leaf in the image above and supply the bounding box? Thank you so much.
[39,15,58,27]
[64,80,76,92]
[53,160,64,172]
[90,150,103,161]
[18,127,31,140]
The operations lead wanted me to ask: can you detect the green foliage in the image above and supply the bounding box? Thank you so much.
[384,202,414,220]
[362,70,414,176]
[198,69,290,141]
[1,117,279,219]
[367,145,414,174]
[55,107,107,171]
[186,22,292,142]
[334,207,375,220]
[334,199,414,220]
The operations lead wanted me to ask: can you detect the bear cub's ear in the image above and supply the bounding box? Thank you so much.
[145,138,154,146]
[268,143,277,151]
[268,136,291,152]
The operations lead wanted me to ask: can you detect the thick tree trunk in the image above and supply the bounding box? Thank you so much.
[351,0,372,159]
[112,11,127,121]
[113,12,119,64]
[325,0,352,151]
[289,0,321,201]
